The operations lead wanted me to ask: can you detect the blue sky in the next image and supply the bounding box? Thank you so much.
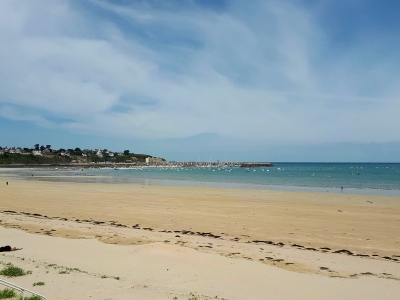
[0,0,399,162]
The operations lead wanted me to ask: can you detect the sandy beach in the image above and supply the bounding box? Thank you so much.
[1,177,399,299]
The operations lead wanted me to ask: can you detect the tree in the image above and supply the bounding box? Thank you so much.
[34,144,39,150]
[74,147,82,156]
[123,150,130,155]
[40,145,45,151]
[46,145,51,149]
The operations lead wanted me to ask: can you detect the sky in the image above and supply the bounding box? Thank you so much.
[0,0,399,162]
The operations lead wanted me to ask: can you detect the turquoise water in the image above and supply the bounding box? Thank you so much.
[5,163,400,196]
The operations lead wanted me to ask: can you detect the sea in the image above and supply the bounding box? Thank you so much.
[3,162,400,196]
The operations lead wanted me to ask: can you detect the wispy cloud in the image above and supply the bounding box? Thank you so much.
[0,0,399,151]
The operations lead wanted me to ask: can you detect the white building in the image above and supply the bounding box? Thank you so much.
[145,157,163,164]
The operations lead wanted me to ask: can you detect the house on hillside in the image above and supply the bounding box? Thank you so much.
[42,148,52,154]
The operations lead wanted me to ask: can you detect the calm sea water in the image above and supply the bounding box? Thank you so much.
[7,162,399,196]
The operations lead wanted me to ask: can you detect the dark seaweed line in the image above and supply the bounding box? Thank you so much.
[1,210,399,263]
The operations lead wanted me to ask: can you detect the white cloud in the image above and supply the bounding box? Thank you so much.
[0,0,399,146]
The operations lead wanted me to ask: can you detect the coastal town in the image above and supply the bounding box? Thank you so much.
[0,144,163,165]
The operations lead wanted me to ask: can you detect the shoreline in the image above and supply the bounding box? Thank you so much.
[2,167,400,197]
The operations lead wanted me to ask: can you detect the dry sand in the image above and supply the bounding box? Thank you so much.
[0,177,399,299]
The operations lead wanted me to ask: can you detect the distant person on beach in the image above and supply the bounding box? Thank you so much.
[0,246,22,252]
[341,186,343,192]
[6,182,8,185]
